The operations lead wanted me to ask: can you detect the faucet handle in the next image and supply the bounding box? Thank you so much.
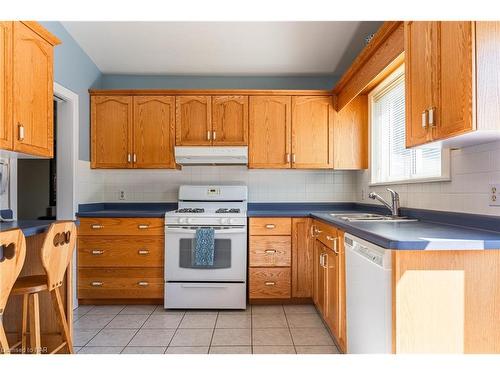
[386,188,399,198]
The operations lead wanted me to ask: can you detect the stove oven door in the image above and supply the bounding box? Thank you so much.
[165,226,247,282]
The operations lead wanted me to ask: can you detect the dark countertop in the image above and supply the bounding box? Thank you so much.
[0,209,55,237]
[77,202,177,218]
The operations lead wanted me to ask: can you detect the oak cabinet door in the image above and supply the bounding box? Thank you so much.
[313,240,326,316]
[325,248,340,341]
[0,22,12,151]
[249,96,291,168]
[333,95,368,170]
[12,22,54,157]
[133,96,175,168]
[212,96,248,145]
[291,96,333,169]
[405,21,438,147]
[91,96,133,168]
[435,21,474,140]
[291,218,314,298]
[175,96,212,145]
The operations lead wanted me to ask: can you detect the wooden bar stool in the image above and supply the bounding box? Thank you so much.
[10,221,76,354]
[0,229,27,355]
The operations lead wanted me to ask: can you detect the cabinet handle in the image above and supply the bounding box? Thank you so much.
[90,281,103,287]
[138,224,149,230]
[323,253,328,268]
[91,249,104,255]
[137,281,149,287]
[428,107,436,127]
[265,224,276,229]
[421,110,427,129]
[292,153,296,163]
[18,123,25,141]
[213,131,216,140]
[265,249,276,254]
[207,131,211,141]
[310,225,316,237]
[264,281,276,286]
[133,153,137,163]
[286,153,291,163]
[138,249,150,255]
[91,224,103,230]
[319,253,324,267]
[315,228,323,235]
[127,153,131,163]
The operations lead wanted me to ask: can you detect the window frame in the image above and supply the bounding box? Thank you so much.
[368,64,451,187]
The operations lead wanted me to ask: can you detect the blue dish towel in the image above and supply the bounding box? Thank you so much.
[194,227,215,266]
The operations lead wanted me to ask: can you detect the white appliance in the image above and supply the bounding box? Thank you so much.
[345,233,392,353]
[174,146,248,165]
[164,185,248,309]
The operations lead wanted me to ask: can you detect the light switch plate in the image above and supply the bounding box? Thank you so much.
[490,184,500,206]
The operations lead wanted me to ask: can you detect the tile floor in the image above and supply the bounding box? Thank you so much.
[73,304,340,354]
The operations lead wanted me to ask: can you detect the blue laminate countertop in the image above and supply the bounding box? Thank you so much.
[77,203,177,218]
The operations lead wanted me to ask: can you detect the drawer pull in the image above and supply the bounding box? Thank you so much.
[264,281,276,286]
[264,249,276,254]
[91,249,104,255]
[138,224,149,230]
[137,281,149,287]
[91,224,103,230]
[90,281,103,287]
[326,236,339,254]
[265,224,276,229]
[138,249,150,255]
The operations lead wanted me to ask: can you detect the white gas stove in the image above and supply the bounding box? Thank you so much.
[164,185,248,310]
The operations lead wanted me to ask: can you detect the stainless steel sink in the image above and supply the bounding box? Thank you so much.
[329,213,418,222]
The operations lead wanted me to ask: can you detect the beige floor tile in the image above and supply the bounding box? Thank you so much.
[73,305,94,320]
[74,314,116,329]
[74,346,83,352]
[252,346,296,354]
[252,328,293,346]
[283,304,318,314]
[252,314,288,328]
[87,329,137,346]
[128,329,175,347]
[286,313,325,328]
[218,307,251,315]
[153,306,185,315]
[184,310,218,316]
[107,315,149,329]
[121,346,166,354]
[165,346,209,354]
[77,346,124,354]
[290,328,334,346]
[209,346,252,354]
[73,329,100,346]
[211,329,251,346]
[179,314,217,328]
[143,314,183,329]
[216,314,251,328]
[120,305,156,315]
[295,345,340,354]
[169,328,214,347]
[86,305,125,315]
[251,305,284,315]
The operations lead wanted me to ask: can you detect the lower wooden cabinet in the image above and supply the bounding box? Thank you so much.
[249,268,291,299]
[291,218,314,298]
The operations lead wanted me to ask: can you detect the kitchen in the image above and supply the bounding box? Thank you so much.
[0,1,500,372]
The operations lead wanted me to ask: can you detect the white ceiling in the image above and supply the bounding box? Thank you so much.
[62,21,382,76]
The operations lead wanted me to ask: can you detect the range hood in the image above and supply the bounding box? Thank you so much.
[175,146,248,165]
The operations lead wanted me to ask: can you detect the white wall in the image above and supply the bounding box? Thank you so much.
[76,160,356,204]
[356,140,500,216]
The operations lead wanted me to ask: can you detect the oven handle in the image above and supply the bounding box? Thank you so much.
[180,284,229,289]
[165,226,246,234]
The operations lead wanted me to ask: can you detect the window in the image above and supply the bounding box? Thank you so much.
[369,65,448,185]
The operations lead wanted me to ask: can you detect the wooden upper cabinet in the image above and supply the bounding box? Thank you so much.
[249,96,291,168]
[333,95,368,170]
[12,22,55,157]
[212,96,248,146]
[291,96,333,169]
[435,21,474,140]
[133,96,175,168]
[0,22,12,151]
[91,96,133,169]
[405,21,438,148]
[175,96,211,145]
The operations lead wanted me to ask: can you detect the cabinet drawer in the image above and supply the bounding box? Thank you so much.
[249,267,291,299]
[78,236,164,268]
[78,268,163,299]
[313,220,338,250]
[249,218,292,236]
[78,217,164,236]
[249,236,291,267]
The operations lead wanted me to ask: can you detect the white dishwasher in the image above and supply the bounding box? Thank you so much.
[345,233,392,354]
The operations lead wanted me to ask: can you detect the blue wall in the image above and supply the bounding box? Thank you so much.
[39,22,102,161]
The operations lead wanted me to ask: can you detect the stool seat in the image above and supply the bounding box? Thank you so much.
[11,275,48,296]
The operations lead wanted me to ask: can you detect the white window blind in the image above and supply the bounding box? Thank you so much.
[370,68,443,184]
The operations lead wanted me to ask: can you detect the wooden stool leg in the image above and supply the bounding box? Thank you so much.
[21,294,28,354]
[28,293,41,354]
[0,317,10,354]
[51,288,74,354]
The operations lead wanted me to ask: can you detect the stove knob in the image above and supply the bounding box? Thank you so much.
[187,218,194,224]
[178,218,185,224]
[220,218,229,225]
[229,218,236,225]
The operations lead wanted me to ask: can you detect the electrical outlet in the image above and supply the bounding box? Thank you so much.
[490,184,499,206]
[119,190,126,200]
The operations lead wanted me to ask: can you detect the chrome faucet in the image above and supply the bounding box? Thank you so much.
[368,188,400,217]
